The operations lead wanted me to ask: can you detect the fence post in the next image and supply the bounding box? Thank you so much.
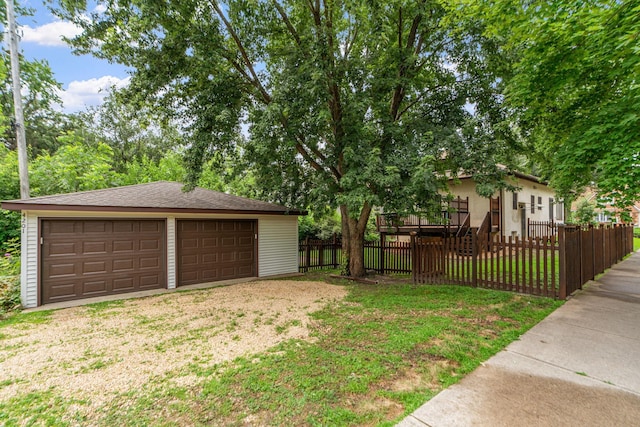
[304,236,311,272]
[558,225,567,299]
[471,231,478,287]
[332,233,338,268]
[410,232,417,284]
[379,233,386,274]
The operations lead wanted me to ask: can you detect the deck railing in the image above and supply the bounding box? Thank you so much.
[376,197,470,234]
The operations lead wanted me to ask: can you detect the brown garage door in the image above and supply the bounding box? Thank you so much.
[41,219,166,304]
[177,220,256,286]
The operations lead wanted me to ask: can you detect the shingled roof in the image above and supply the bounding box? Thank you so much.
[1,181,305,215]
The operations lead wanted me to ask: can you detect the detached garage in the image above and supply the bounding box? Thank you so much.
[1,182,304,308]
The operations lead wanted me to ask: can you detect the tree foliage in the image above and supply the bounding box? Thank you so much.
[477,0,640,208]
[79,93,185,172]
[572,199,597,225]
[0,53,65,156]
[55,0,513,275]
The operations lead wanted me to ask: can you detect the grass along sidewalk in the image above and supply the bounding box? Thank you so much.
[0,272,562,426]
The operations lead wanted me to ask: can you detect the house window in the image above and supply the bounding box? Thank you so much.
[531,195,535,214]
[556,201,564,221]
[513,193,518,210]
[538,196,542,210]
[549,198,554,221]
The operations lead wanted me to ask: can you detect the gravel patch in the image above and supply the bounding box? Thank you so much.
[0,280,347,411]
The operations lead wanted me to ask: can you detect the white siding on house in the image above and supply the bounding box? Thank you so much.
[258,215,299,277]
[448,180,490,228]
[502,178,557,238]
[21,212,38,308]
[449,176,558,238]
[166,216,176,289]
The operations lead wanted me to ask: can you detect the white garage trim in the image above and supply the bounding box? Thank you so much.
[167,216,176,289]
[21,212,38,308]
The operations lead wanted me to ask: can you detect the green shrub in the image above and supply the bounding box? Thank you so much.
[634,228,640,239]
[0,276,20,315]
[0,239,21,315]
[0,239,20,276]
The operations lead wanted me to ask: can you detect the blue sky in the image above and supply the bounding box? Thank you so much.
[10,0,130,113]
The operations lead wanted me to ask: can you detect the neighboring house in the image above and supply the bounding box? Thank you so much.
[1,181,304,308]
[633,205,640,227]
[377,169,563,238]
[572,188,640,226]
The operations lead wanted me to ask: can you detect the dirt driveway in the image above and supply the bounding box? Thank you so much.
[0,280,347,417]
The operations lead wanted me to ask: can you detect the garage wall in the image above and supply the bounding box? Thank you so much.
[257,215,299,277]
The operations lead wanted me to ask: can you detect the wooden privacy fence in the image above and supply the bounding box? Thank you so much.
[559,224,634,298]
[412,224,634,299]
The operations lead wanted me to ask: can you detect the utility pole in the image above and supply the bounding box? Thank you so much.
[5,0,30,199]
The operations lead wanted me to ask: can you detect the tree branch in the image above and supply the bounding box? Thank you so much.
[272,0,302,47]
[209,0,272,104]
[389,4,425,121]
[357,202,372,235]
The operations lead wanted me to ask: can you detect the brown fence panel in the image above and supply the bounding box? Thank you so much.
[307,225,633,299]
[580,226,595,284]
[559,226,581,298]
[299,237,342,272]
[413,233,560,298]
[593,226,605,275]
[412,236,446,284]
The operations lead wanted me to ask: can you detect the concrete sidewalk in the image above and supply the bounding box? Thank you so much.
[398,251,640,427]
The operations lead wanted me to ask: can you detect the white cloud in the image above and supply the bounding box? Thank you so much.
[20,20,83,47]
[57,76,131,112]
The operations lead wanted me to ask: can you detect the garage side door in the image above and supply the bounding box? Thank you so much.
[177,220,256,286]
[41,220,166,304]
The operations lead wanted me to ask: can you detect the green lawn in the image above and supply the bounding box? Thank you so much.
[188,277,561,426]
[0,273,562,426]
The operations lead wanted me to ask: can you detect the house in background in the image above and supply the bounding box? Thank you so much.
[377,169,563,239]
[2,182,304,308]
[572,188,640,226]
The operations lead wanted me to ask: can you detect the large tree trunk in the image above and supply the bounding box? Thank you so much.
[340,203,372,277]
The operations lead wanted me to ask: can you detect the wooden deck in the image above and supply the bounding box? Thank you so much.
[376,198,471,237]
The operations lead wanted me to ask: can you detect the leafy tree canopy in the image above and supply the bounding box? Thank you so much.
[54,0,515,275]
[476,0,640,208]
[0,49,65,156]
